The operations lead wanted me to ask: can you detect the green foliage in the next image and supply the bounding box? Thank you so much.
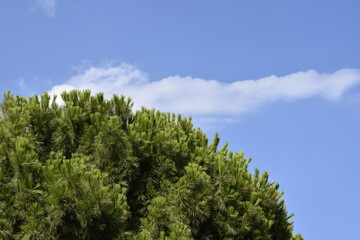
[0,90,303,239]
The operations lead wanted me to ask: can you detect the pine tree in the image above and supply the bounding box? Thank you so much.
[0,90,303,239]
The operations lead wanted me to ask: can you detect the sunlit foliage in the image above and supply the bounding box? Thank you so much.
[0,90,302,239]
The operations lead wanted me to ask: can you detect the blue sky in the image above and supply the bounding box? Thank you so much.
[1,1,360,239]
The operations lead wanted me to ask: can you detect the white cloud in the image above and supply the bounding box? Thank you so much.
[48,63,360,116]
[35,0,57,17]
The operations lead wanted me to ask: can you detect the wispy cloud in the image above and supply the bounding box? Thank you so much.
[18,78,26,90]
[48,63,360,117]
[35,0,57,17]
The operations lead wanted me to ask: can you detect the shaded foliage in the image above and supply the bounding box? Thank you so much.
[0,90,303,239]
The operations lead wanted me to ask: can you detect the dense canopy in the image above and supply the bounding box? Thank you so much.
[0,90,303,240]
